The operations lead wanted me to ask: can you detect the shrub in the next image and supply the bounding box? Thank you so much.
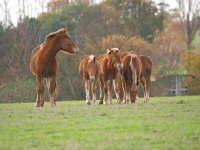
[0,77,48,103]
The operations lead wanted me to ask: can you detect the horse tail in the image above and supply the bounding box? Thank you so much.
[129,54,137,91]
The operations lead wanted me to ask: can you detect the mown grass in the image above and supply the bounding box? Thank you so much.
[0,96,200,150]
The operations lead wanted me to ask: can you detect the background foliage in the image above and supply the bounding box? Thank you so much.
[0,0,200,103]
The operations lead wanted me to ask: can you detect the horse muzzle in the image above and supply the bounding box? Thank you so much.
[117,64,123,70]
[75,48,79,53]
[89,76,95,81]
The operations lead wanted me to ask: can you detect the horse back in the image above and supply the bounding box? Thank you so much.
[138,55,152,77]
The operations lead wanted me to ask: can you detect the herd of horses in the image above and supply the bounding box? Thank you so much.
[30,28,154,107]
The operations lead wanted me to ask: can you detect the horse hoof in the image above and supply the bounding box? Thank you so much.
[86,102,91,106]
[35,103,42,107]
[99,101,103,104]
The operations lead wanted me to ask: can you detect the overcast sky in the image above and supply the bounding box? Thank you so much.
[0,0,177,26]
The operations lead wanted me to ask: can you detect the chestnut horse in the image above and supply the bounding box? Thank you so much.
[114,51,153,103]
[138,55,153,102]
[79,55,100,105]
[98,48,123,105]
[30,28,79,107]
[120,52,142,103]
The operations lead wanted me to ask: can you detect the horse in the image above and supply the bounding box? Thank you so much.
[30,28,79,107]
[138,55,153,102]
[97,48,123,105]
[114,51,154,103]
[79,55,100,105]
[120,52,142,103]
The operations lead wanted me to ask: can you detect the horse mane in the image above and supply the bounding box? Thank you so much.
[41,28,68,50]
[88,55,96,63]
[46,28,67,38]
[107,48,120,54]
[129,54,137,91]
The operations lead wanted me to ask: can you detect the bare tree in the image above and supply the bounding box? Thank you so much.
[176,0,200,49]
[2,0,12,26]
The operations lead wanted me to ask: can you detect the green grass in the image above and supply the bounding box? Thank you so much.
[0,96,200,150]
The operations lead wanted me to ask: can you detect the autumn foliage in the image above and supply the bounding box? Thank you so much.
[181,50,200,95]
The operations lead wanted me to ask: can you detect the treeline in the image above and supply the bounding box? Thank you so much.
[0,0,200,103]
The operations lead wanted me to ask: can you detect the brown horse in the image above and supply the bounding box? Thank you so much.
[120,52,142,103]
[98,48,123,105]
[30,28,79,107]
[79,55,100,105]
[114,51,154,103]
[137,55,153,102]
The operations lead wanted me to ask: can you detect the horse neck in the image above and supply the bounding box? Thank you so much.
[107,56,115,69]
[43,39,61,61]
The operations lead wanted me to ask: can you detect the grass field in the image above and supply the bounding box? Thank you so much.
[0,96,200,150]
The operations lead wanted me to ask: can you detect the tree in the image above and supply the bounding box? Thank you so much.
[77,2,134,55]
[1,0,12,26]
[181,50,200,95]
[104,0,166,42]
[175,0,200,49]
[153,14,186,71]
[152,14,187,96]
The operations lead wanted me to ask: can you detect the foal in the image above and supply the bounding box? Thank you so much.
[98,48,123,105]
[79,55,100,105]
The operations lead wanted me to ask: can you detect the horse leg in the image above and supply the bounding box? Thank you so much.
[47,77,57,106]
[35,76,44,107]
[113,79,120,104]
[103,79,108,105]
[107,80,113,104]
[125,83,130,104]
[140,77,147,103]
[85,80,90,105]
[146,76,151,102]
[99,77,104,104]
[121,77,126,104]
[91,80,97,105]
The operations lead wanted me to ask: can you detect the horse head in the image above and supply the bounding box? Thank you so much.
[47,28,79,54]
[107,47,123,69]
[86,55,98,81]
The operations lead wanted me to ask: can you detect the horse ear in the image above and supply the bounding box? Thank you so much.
[107,49,111,54]
[119,46,121,50]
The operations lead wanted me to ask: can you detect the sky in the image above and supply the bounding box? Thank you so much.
[0,0,178,26]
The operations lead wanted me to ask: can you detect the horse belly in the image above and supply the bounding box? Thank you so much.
[105,71,116,80]
[42,63,58,78]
